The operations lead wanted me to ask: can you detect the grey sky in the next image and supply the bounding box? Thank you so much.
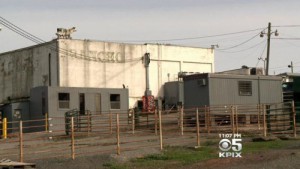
[1,0,300,73]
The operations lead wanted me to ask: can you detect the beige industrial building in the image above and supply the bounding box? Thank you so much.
[0,35,214,109]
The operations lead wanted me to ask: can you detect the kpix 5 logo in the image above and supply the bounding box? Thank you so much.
[219,134,242,158]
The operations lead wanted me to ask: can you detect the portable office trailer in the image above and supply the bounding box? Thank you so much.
[183,73,283,107]
[30,86,129,131]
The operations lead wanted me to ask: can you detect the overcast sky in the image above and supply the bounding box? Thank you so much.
[1,0,300,73]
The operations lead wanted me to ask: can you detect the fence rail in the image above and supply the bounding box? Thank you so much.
[0,102,298,162]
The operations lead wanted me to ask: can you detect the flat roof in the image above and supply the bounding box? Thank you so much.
[183,73,282,81]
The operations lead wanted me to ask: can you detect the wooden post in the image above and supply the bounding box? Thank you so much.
[132,109,135,135]
[196,108,200,147]
[204,106,207,131]
[71,117,75,160]
[257,104,261,130]
[231,106,235,134]
[87,112,91,136]
[109,111,113,134]
[2,118,7,139]
[292,101,297,138]
[235,106,238,133]
[159,110,163,150]
[263,105,267,137]
[207,107,211,134]
[116,113,120,155]
[19,120,23,162]
[45,112,48,132]
[155,109,158,135]
[180,106,184,136]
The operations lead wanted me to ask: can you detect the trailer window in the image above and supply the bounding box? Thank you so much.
[58,93,70,109]
[238,81,252,96]
[110,94,120,109]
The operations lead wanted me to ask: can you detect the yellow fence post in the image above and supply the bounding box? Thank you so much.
[71,117,75,160]
[257,104,261,130]
[235,106,238,133]
[19,120,23,162]
[45,112,48,132]
[181,106,184,136]
[204,106,208,132]
[109,111,113,134]
[196,108,200,147]
[132,109,135,135]
[155,109,158,136]
[231,106,235,134]
[159,110,163,150]
[263,105,267,137]
[2,118,7,139]
[116,113,120,155]
[207,107,211,134]
[292,101,297,138]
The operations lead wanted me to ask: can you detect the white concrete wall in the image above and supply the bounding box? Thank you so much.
[58,40,214,108]
[0,41,58,103]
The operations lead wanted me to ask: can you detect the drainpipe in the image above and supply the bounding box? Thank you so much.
[144,52,152,96]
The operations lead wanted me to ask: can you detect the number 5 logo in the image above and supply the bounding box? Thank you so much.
[231,139,242,151]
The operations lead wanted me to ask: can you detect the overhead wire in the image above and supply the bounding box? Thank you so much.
[0,17,143,63]
[109,27,267,43]
[217,31,263,51]
[255,42,267,67]
[4,16,300,69]
[0,16,46,43]
[216,39,266,53]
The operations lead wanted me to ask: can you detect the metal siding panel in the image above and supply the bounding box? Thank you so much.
[210,78,259,105]
[259,79,283,104]
[184,79,209,108]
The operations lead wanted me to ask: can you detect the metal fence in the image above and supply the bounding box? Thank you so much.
[0,102,298,163]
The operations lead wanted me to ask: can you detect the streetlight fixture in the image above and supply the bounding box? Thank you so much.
[259,22,279,75]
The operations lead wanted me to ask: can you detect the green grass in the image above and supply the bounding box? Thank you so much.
[103,145,217,169]
[242,139,291,154]
[103,139,298,169]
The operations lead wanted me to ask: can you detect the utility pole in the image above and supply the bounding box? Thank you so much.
[265,22,271,75]
[260,22,279,75]
[288,61,294,73]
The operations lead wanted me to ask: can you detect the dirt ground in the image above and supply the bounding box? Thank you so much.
[185,149,300,169]
[33,138,300,169]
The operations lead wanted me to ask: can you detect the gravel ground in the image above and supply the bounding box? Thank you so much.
[33,139,300,169]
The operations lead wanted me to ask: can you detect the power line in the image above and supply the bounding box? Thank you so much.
[273,25,300,28]
[0,17,144,63]
[216,39,266,53]
[272,38,300,40]
[0,16,45,43]
[217,32,262,51]
[109,28,267,43]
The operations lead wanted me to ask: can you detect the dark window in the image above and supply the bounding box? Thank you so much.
[79,93,85,115]
[58,93,70,109]
[238,81,252,96]
[110,94,120,109]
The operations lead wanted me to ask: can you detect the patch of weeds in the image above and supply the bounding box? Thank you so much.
[203,140,218,146]
[133,146,216,166]
[103,162,129,169]
[243,140,288,154]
